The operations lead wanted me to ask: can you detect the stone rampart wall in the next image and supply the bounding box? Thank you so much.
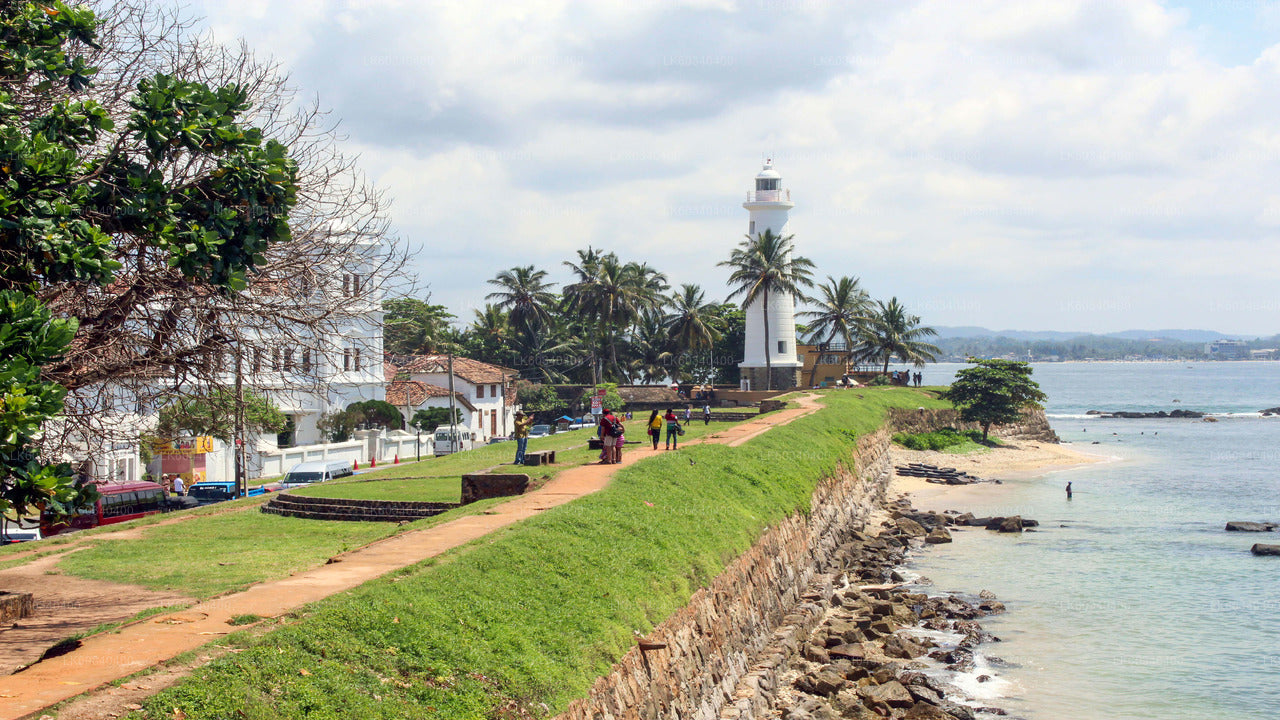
[556,426,895,720]
[554,402,1058,720]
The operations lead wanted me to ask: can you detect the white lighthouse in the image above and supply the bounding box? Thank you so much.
[739,160,802,391]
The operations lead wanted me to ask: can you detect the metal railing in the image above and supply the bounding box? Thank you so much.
[746,188,791,203]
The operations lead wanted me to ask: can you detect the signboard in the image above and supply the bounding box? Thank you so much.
[590,396,602,415]
[153,436,214,455]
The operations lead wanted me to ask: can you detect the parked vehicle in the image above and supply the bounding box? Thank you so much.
[432,426,474,455]
[280,460,355,490]
[41,481,168,536]
[0,522,42,545]
[529,424,552,437]
[187,479,272,506]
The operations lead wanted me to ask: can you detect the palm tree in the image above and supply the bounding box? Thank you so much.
[854,297,941,374]
[798,275,872,386]
[563,250,667,382]
[664,284,723,381]
[627,310,674,383]
[718,229,815,390]
[485,265,558,335]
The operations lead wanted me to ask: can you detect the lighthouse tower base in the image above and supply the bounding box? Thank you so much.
[739,365,802,392]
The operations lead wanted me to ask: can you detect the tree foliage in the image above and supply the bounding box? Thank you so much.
[155,389,287,443]
[0,1,302,517]
[854,297,941,373]
[383,297,456,356]
[942,359,1047,440]
[410,407,461,432]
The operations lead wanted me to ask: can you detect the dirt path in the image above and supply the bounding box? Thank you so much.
[0,395,823,719]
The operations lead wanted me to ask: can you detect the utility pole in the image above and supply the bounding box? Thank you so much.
[447,353,458,455]
[234,339,246,498]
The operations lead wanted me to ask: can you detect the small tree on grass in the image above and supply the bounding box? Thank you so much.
[942,359,1046,441]
[156,390,288,443]
[578,383,625,416]
[410,408,462,432]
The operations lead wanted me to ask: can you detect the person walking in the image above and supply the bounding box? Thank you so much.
[172,474,185,496]
[664,407,682,450]
[513,411,533,465]
[703,403,712,425]
[647,410,662,450]
[684,405,692,423]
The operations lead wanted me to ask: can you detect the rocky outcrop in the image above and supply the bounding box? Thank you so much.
[1086,409,1205,419]
[887,406,1059,444]
[1251,544,1280,556]
[1225,521,1277,532]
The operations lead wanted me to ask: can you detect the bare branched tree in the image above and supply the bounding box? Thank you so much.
[34,1,412,460]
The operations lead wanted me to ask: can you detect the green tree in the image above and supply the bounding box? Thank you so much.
[665,284,724,357]
[854,297,941,373]
[578,383,625,415]
[156,389,287,443]
[562,249,667,383]
[410,407,462,432]
[943,359,1047,441]
[346,400,404,430]
[514,382,563,417]
[382,297,457,356]
[798,275,872,386]
[0,2,296,517]
[718,229,815,390]
[485,265,558,336]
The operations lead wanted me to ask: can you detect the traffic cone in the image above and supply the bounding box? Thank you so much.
[370,457,377,467]
[353,460,359,470]
[394,454,399,464]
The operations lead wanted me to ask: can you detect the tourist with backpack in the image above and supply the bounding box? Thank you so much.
[600,408,624,464]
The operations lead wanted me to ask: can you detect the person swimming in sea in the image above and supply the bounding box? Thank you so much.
[1066,481,1073,500]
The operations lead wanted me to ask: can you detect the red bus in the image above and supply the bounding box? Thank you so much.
[42,481,169,536]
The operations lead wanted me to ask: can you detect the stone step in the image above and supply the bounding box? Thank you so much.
[262,493,459,523]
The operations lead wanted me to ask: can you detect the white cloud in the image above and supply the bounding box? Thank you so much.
[186,0,1280,335]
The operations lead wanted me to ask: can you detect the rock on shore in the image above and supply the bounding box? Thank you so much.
[1085,409,1205,419]
[1225,521,1277,532]
[776,498,1011,720]
[1251,544,1280,556]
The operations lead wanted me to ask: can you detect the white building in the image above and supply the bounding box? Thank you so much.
[740,160,803,391]
[396,356,518,442]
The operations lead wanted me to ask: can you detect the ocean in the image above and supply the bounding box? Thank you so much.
[904,361,1280,719]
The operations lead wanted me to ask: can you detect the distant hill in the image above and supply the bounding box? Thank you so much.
[932,327,1241,342]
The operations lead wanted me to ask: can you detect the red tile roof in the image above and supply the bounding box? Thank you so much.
[385,380,476,411]
[399,355,517,385]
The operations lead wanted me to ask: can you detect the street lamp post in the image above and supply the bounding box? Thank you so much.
[414,421,422,462]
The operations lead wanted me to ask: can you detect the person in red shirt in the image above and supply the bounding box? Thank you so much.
[663,408,682,450]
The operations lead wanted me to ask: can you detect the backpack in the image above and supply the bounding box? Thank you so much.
[604,416,624,437]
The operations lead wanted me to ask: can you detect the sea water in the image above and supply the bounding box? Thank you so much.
[904,362,1280,719]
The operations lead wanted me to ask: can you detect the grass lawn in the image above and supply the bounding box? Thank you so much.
[37,415,752,599]
[293,476,463,503]
[135,387,950,720]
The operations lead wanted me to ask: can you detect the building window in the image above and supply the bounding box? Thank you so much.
[283,349,294,371]
[476,384,485,399]
[343,348,351,372]
[749,220,755,236]
[490,384,498,396]
[252,348,262,374]
[342,272,361,297]
[778,340,786,354]
[354,348,362,371]
[271,348,281,372]
[301,349,312,373]
[756,178,779,191]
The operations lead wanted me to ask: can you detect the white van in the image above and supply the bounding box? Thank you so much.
[432,426,474,456]
[281,460,355,490]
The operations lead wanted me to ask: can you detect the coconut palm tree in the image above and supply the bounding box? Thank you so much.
[485,265,558,335]
[854,297,941,374]
[664,284,723,380]
[563,250,667,382]
[627,310,675,383]
[798,275,872,386]
[718,229,815,390]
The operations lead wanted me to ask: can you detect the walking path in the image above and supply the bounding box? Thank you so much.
[0,395,822,719]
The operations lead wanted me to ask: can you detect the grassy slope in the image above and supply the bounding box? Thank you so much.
[136,388,947,720]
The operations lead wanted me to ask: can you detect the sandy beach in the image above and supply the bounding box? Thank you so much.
[888,439,1108,510]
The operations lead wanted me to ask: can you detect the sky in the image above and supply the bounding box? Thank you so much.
[187,0,1280,337]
